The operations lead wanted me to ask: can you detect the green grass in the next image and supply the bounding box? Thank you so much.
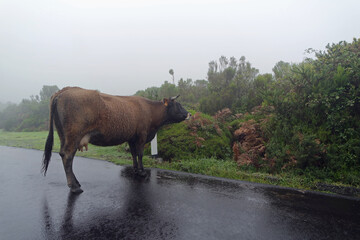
[0,130,135,165]
[0,129,358,196]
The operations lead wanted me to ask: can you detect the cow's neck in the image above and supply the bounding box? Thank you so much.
[149,101,168,130]
[144,101,168,142]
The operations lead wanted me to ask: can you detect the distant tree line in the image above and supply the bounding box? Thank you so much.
[0,85,59,131]
[136,55,270,114]
[0,101,11,112]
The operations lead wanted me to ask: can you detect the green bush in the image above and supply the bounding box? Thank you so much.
[261,39,360,185]
[146,111,232,161]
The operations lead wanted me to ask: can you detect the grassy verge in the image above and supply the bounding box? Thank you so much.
[0,130,358,197]
[0,130,134,165]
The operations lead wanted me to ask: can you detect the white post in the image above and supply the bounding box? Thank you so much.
[151,133,158,157]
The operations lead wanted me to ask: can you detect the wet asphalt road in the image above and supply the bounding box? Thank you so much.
[0,146,359,240]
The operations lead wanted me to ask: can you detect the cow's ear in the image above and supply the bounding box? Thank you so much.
[163,98,169,106]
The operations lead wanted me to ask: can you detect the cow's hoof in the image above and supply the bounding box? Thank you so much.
[71,187,84,194]
[138,170,147,177]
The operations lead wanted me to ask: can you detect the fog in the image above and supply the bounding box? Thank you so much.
[1,0,360,103]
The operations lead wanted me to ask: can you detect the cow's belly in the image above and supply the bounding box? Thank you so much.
[88,132,127,146]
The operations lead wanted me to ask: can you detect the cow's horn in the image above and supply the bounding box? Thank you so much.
[171,95,180,101]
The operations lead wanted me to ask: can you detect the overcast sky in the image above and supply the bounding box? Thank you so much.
[1,0,359,103]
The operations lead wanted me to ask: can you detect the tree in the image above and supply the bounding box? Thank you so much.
[201,56,259,114]
[272,61,292,82]
[135,87,159,100]
[0,85,60,131]
[159,81,178,99]
[0,101,11,112]
[178,78,194,103]
[250,73,273,107]
[40,85,60,102]
[169,69,175,84]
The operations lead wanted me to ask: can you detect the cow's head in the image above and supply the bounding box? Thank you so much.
[163,95,191,123]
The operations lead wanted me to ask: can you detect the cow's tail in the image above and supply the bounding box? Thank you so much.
[42,97,57,176]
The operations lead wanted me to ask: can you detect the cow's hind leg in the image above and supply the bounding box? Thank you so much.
[60,144,83,194]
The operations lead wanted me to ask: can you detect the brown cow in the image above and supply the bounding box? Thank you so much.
[42,87,190,193]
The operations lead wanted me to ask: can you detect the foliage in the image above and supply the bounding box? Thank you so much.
[135,81,179,101]
[135,79,208,110]
[136,56,264,114]
[145,111,232,161]
[0,85,59,131]
[262,38,360,185]
[200,56,261,114]
[0,101,11,112]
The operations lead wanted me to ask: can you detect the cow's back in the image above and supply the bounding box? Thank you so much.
[98,94,153,140]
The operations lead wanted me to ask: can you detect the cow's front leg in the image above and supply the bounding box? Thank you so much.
[136,142,147,177]
[128,142,139,174]
[137,157,147,177]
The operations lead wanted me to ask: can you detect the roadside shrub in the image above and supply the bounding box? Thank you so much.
[145,111,232,161]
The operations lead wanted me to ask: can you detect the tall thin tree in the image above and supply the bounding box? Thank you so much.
[169,69,175,84]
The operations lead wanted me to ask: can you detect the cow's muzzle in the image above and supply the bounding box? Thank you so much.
[185,112,192,120]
